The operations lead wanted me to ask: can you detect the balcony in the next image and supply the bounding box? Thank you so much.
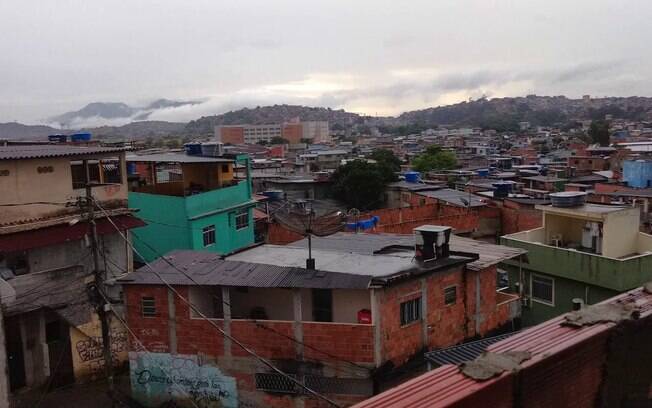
[501,228,652,291]
[185,286,375,364]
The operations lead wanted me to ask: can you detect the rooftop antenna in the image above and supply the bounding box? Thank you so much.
[273,201,345,270]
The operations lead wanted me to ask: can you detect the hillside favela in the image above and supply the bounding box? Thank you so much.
[2,1,652,407]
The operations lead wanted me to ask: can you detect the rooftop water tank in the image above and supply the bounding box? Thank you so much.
[184,143,202,156]
[405,171,421,183]
[201,142,224,157]
[70,132,91,142]
[549,191,587,208]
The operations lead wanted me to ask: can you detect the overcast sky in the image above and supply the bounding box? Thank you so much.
[2,0,652,124]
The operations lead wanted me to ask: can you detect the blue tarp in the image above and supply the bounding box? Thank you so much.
[346,215,380,231]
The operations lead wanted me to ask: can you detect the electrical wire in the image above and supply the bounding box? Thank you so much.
[96,291,202,408]
[92,198,341,407]
[128,233,370,377]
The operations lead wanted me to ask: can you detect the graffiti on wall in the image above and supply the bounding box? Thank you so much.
[76,329,128,361]
[129,352,238,408]
[71,321,130,380]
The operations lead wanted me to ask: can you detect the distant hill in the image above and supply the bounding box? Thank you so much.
[0,122,60,139]
[0,121,186,141]
[82,121,187,140]
[5,95,652,141]
[48,99,200,127]
[185,104,368,135]
[394,95,652,131]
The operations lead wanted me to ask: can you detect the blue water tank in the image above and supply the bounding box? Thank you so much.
[70,132,92,142]
[623,160,652,188]
[184,143,202,156]
[405,171,421,183]
[477,169,489,177]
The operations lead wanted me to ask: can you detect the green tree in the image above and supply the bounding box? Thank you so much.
[369,149,401,172]
[411,146,457,172]
[588,120,610,146]
[369,149,401,183]
[330,160,391,210]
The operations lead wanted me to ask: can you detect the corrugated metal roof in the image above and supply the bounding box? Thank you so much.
[120,250,373,289]
[2,266,93,327]
[126,153,233,163]
[290,233,526,272]
[425,332,518,366]
[352,286,652,408]
[415,189,487,207]
[0,145,125,160]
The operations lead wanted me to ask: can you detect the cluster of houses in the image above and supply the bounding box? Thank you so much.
[2,115,652,407]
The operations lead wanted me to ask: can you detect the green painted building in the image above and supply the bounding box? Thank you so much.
[500,203,652,326]
[127,153,256,262]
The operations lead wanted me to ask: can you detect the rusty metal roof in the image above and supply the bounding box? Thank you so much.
[352,286,652,408]
[0,145,125,160]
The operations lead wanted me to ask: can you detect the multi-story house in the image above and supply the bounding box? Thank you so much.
[501,193,652,325]
[127,152,256,262]
[0,145,143,392]
[119,228,524,407]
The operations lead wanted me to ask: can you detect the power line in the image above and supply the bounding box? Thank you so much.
[97,291,202,408]
[92,199,341,408]
[128,233,370,377]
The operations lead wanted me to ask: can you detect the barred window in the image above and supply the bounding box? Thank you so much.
[141,297,156,317]
[444,286,457,305]
[531,274,554,305]
[235,209,249,230]
[202,225,216,247]
[400,297,421,326]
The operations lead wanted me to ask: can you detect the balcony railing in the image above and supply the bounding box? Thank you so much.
[501,230,652,291]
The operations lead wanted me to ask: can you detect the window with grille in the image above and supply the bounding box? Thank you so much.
[444,286,457,305]
[400,297,421,326]
[235,209,249,230]
[141,297,156,317]
[202,225,216,247]
[531,274,554,305]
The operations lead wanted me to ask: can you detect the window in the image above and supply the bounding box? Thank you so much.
[235,209,249,230]
[400,297,421,326]
[444,286,457,305]
[221,164,230,173]
[531,274,554,305]
[202,225,216,247]
[141,297,156,317]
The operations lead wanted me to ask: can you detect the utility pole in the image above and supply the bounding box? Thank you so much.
[83,160,115,404]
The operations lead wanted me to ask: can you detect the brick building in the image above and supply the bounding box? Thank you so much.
[352,285,652,408]
[119,229,523,407]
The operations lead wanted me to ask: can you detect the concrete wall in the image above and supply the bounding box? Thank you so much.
[70,315,128,382]
[0,156,127,225]
[333,290,371,324]
[602,207,640,258]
